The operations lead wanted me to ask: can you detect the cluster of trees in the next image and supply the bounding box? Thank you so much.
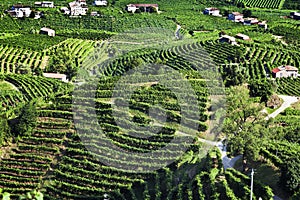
[223,85,299,196]
[223,85,271,171]
[47,48,79,81]
[0,101,37,146]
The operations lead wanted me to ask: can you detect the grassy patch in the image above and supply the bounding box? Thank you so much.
[234,159,289,198]
[291,101,300,110]
[0,81,17,91]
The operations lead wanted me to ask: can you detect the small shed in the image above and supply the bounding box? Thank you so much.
[94,0,107,6]
[43,73,68,82]
[40,27,55,36]
[219,35,238,45]
[203,8,220,16]
[236,33,250,41]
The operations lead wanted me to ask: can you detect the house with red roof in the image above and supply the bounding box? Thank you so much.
[272,65,299,78]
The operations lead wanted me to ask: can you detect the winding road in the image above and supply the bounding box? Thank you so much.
[266,95,299,120]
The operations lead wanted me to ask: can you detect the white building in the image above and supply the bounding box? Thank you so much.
[219,35,238,46]
[43,73,68,82]
[94,0,107,6]
[236,33,250,41]
[126,4,158,13]
[60,7,70,15]
[243,18,259,25]
[69,0,88,16]
[258,21,268,30]
[203,8,221,16]
[228,12,244,22]
[9,4,32,18]
[40,27,55,36]
[35,1,54,8]
[272,66,299,78]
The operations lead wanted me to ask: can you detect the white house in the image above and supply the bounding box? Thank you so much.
[272,66,299,78]
[69,0,88,16]
[236,33,250,41]
[228,12,244,22]
[9,4,32,18]
[35,1,54,8]
[243,17,259,25]
[258,21,268,30]
[60,7,70,15]
[94,0,107,6]
[290,12,300,20]
[43,73,68,82]
[203,8,221,16]
[40,27,55,36]
[219,35,238,46]
[126,4,158,13]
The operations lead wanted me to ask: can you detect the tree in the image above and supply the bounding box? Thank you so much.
[48,48,79,81]
[221,64,245,87]
[242,9,252,18]
[223,86,270,171]
[280,155,300,194]
[248,79,275,103]
[0,115,10,146]
[12,101,38,136]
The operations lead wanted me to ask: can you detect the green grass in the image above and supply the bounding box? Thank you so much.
[0,81,17,91]
[235,160,288,198]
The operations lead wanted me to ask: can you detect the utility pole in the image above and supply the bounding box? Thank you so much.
[250,168,254,200]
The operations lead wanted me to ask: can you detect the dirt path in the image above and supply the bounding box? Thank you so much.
[266,95,299,120]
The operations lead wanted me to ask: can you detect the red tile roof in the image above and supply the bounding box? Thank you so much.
[272,68,280,73]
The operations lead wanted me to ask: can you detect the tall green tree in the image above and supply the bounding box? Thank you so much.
[248,79,275,103]
[280,155,300,194]
[13,101,38,136]
[48,48,79,81]
[221,64,245,87]
[0,115,10,146]
[223,86,270,171]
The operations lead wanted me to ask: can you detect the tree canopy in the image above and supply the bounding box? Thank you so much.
[223,86,271,171]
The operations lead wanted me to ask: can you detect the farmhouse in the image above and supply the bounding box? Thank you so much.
[236,33,250,41]
[243,18,259,25]
[126,4,158,13]
[69,0,88,16]
[203,8,221,16]
[258,21,268,30]
[91,11,100,16]
[40,27,55,37]
[60,7,70,15]
[94,0,107,6]
[272,65,299,78]
[290,12,300,20]
[43,73,68,82]
[8,4,32,18]
[34,1,54,8]
[228,12,244,22]
[219,35,238,46]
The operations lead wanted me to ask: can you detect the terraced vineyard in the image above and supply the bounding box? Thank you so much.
[276,78,300,96]
[236,0,285,8]
[0,74,68,113]
[0,45,45,73]
[0,38,95,75]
